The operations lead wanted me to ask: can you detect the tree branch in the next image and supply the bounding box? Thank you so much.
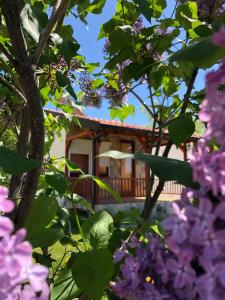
[0,75,27,103]
[141,67,198,220]
[34,0,70,64]
[130,89,160,126]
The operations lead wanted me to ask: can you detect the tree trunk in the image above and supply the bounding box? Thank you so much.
[1,0,45,228]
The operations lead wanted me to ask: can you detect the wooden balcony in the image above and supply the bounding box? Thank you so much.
[70,177,184,204]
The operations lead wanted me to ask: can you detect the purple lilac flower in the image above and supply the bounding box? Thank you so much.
[0,186,14,213]
[103,39,110,53]
[0,186,49,299]
[133,17,143,35]
[213,26,225,47]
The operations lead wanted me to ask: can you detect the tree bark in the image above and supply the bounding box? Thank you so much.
[1,0,45,227]
[8,107,30,201]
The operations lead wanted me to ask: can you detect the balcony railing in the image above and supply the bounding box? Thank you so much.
[70,177,184,203]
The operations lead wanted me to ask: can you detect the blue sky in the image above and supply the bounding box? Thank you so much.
[62,0,206,126]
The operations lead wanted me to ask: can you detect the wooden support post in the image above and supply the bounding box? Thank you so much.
[92,137,100,207]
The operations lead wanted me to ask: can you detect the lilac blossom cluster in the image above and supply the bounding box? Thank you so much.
[133,17,143,35]
[114,30,225,300]
[103,60,131,108]
[78,73,102,108]
[0,186,49,299]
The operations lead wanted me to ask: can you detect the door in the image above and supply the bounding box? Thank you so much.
[69,153,91,199]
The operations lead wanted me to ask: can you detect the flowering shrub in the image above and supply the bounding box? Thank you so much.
[0,186,49,300]
[114,30,225,300]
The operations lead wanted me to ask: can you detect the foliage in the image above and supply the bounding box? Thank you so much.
[1,0,225,299]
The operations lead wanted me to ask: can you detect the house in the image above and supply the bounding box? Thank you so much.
[47,108,198,212]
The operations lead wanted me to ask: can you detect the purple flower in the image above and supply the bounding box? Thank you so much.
[133,17,143,35]
[0,186,14,213]
[167,258,196,289]
[103,39,110,53]
[213,26,225,47]
[0,186,49,299]
[163,203,189,244]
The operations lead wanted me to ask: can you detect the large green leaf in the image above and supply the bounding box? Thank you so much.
[168,37,225,68]
[82,210,113,249]
[56,71,70,87]
[51,269,79,300]
[76,174,122,202]
[71,248,114,300]
[20,4,41,42]
[28,224,65,248]
[99,151,198,188]
[168,115,195,147]
[59,40,80,64]
[45,173,68,194]
[0,146,41,175]
[24,195,63,247]
[24,195,59,237]
[133,0,152,22]
[108,26,131,53]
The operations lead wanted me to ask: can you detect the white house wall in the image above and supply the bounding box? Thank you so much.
[49,129,66,159]
[158,144,184,160]
[69,139,93,174]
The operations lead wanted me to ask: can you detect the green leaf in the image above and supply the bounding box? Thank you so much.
[28,224,65,248]
[122,61,154,83]
[98,17,123,39]
[45,173,68,194]
[98,150,133,160]
[24,195,59,239]
[108,27,131,53]
[59,41,80,64]
[66,84,77,101]
[51,269,79,300]
[110,105,135,121]
[168,37,225,68]
[65,159,82,172]
[56,71,70,87]
[76,174,122,202]
[20,4,40,42]
[133,0,152,22]
[168,115,195,147]
[87,0,106,14]
[150,0,166,18]
[99,150,198,188]
[82,210,113,249]
[92,78,104,89]
[72,194,94,213]
[134,152,198,188]
[0,146,41,175]
[71,248,114,300]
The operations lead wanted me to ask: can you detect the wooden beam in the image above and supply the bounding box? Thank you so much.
[66,130,94,142]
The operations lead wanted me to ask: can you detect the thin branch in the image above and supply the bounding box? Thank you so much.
[0,44,15,65]
[34,0,70,64]
[0,57,24,92]
[130,89,160,125]
[0,75,27,103]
